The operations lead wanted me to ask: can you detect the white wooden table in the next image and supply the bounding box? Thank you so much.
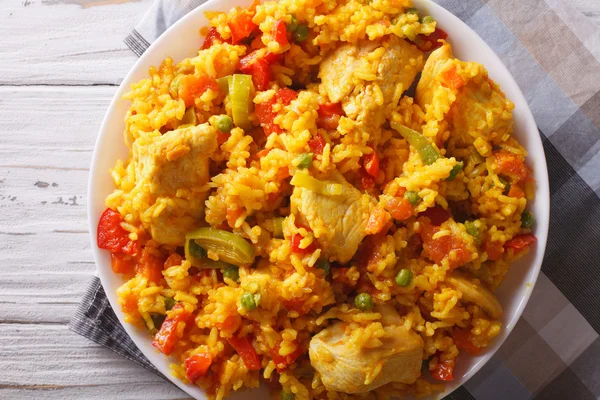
[1,0,598,398]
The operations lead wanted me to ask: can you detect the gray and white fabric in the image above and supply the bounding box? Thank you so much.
[70,0,600,398]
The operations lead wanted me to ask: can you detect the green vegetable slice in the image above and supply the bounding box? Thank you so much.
[240,292,257,310]
[391,122,441,165]
[446,162,464,181]
[185,227,255,267]
[297,153,313,169]
[273,217,285,239]
[216,75,232,94]
[290,171,343,196]
[404,191,420,205]
[521,210,535,229]
[230,74,253,131]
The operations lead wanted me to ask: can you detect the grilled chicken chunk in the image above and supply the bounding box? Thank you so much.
[309,304,424,394]
[319,36,424,129]
[291,171,376,263]
[446,271,503,319]
[133,124,217,245]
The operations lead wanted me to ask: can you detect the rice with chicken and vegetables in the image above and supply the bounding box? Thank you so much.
[97,0,537,398]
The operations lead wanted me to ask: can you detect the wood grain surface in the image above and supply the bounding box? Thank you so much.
[1,0,598,398]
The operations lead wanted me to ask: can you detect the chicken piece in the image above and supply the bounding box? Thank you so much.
[132,124,218,245]
[415,43,453,108]
[309,304,424,394]
[446,271,503,319]
[319,36,424,128]
[291,171,376,263]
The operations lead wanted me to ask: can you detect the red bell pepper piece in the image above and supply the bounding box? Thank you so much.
[152,305,192,355]
[97,208,137,256]
[184,352,213,381]
[228,335,261,370]
[504,234,536,254]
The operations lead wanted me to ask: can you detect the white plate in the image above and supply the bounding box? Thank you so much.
[88,1,550,398]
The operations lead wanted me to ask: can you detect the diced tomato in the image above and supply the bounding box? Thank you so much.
[256,148,271,158]
[228,336,261,371]
[97,208,138,256]
[164,253,183,269]
[504,234,536,254]
[178,74,219,108]
[431,358,455,381]
[308,134,326,155]
[385,197,413,221]
[441,64,464,90]
[270,341,303,372]
[152,305,192,355]
[275,166,291,180]
[361,172,375,190]
[242,56,271,91]
[255,88,298,135]
[363,150,380,178]
[316,102,343,130]
[283,299,306,314]
[290,233,317,254]
[226,207,245,228]
[365,207,390,235]
[110,252,136,275]
[201,27,230,50]
[318,102,343,117]
[215,314,241,332]
[241,50,282,70]
[122,293,138,314]
[228,10,257,44]
[137,247,165,283]
[184,352,213,381]
[452,328,481,356]
[414,27,448,52]
[272,19,288,46]
[484,238,504,261]
[276,88,298,104]
[420,206,451,226]
[216,130,230,145]
[494,150,528,183]
[508,184,525,199]
[419,218,470,269]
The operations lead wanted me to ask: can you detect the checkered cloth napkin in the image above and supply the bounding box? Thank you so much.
[70,0,600,398]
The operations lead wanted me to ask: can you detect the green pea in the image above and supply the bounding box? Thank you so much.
[395,269,413,287]
[316,259,330,276]
[293,24,309,42]
[216,115,233,133]
[404,191,420,206]
[150,313,166,329]
[498,176,511,195]
[297,153,313,169]
[422,16,436,24]
[446,162,463,181]
[223,266,240,282]
[281,391,295,400]
[273,217,285,239]
[240,292,257,310]
[164,297,176,311]
[188,240,207,259]
[354,293,373,311]
[464,220,480,241]
[287,15,298,33]
[521,210,535,229]
[405,7,419,15]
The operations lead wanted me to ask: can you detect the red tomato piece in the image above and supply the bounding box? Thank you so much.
[215,315,241,332]
[316,102,343,130]
[504,234,536,254]
[360,172,375,190]
[431,358,455,381]
[290,233,317,254]
[152,305,192,355]
[308,134,326,155]
[385,197,413,221]
[283,299,306,314]
[484,238,504,261]
[226,207,245,228]
[270,341,303,372]
[494,150,528,182]
[420,206,451,226]
[363,150,380,178]
[365,207,390,235]
[184,352,213,381]
[201,27,230,50]
[164,253,183,269]
[441,64,464,90]
[228,11,257,44]
[97,208,137,256]
[452,328,481,356]
[255,89,298,135]
[508,184,525,199]
[228,336,261,371]
[178,74,219,108]
[420,218,470,269]
[414,27,448,52]
[276,88,298,105]
[137,247,165,283]
[110,252,136,275]
[272,19,289,46]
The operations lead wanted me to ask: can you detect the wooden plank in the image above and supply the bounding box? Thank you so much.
[0,0,149,85]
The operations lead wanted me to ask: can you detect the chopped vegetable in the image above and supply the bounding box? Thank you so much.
[136,246,164,283]
[228,10,257,44]
[240,292,257,310]
[420,218,470,269]
[202,27,229,49]
[297,153,313,169]
[152,305,192,355]
[363,150,380,178]
[291,171,343,196]
[293,24,309,42]
[391,122,441,165]
[271,340,303,372]
[178,74,219,108]
[464,220,480,241]
[316,259,330,275]
[287,15,298,32]
[228,335,261,370]
[223,266,240,282]
[385,197,413,221]
[413,27,448,52]
[317,102,344,130]
[185,227,255,267]
[308,134,327,155]
[446,162,463,181]
[290,232,317,254]
[452,328,481,355]
[164,297,176,311]
[508,185,525,199]
[188,240,207,260]
[255,88,298,135]
[184,352,213,381]
[273,217,284,238]
[504,234,536,254]
[354,293,373,311]
[97,208,137,256]
[484,238,504,261]
[273,19,289,46]
[420,206,451,226]
[404,191,420,205]
[441,65,465,90]
[229,74,254,131]
[365,207,390,235]
[150,313,166,330]
[110,252,136,275]
[521,210,535,229]
[405,7,418,15]
[422,16,435,24]
[494,150,529,182]
[216,75,232,94]
[215,115,233,132]
[395,269,413,287]
[431,358,454,381]
[281,391,295,400]
[498,175,511,195]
